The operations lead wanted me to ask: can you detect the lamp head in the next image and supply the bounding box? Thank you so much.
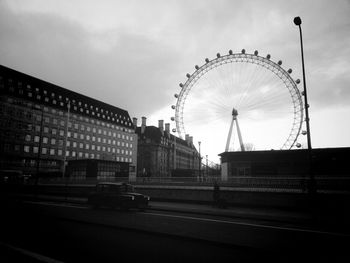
[294,16,302,26]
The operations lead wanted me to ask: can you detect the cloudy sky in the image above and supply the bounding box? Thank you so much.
[1,0,350,162]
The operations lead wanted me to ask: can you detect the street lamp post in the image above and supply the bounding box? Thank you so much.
[206,155,208,179]
[62,100,71,178]
[294,16,315,194]
[198,141,201,181]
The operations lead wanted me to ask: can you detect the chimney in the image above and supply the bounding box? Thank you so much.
[165,123,170,133]
[158,120,164,135]
[189,136,193,145]
[132,117,138,130]
[185,134,189,143]
[141,116,147,134]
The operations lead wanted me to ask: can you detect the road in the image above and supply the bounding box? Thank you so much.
[0,199,349,262]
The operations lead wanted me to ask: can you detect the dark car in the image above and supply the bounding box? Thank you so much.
[87,182,150,210]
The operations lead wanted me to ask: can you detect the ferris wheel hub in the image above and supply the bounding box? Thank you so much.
[232,107,238,117]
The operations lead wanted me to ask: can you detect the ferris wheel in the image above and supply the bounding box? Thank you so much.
[171,49,304,157]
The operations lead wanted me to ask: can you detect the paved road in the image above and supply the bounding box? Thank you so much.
[1,199,349,262]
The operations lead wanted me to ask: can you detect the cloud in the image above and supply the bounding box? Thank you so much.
[1,0,350,161]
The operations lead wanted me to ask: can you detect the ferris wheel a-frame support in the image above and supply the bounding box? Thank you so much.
[225,108,245,152]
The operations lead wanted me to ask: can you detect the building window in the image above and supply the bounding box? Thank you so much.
[50,149,55,155]
[25,134,31,142]
[44,127,49,133]
[43,137,48,144]
[59,130,64,136]
[79,143,83,149]
[42,148,47,155]
[52,128,57,135]
[33,146,39,154]
[51,138,56,145]
[24,145,30,153]
[58,149,62,156]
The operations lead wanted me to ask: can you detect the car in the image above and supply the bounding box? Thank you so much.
[87,182,150,210]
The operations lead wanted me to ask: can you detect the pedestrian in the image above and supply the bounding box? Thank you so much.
[213,180,220,207]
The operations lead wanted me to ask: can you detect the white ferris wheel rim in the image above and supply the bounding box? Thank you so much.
[172,50,304,150]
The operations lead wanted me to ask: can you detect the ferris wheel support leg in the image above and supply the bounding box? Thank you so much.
[225,117,235,152]
[236,119,245,152]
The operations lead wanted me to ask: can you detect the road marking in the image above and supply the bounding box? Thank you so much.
[142,211,350,237]
[0,242,64,263]
[24,201,349,238]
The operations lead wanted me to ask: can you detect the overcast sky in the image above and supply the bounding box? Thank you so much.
[1,0,349,162]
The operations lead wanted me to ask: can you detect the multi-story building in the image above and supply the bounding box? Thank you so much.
[134,117,200,178]
[0,65,137,180]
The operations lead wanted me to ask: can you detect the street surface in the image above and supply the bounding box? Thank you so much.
[0,199,349,262]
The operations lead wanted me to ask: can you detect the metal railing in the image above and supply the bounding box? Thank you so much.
[29,175,350,193]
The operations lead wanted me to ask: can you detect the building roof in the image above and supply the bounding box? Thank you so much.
[135,125,197,149]
[0,64,133,128]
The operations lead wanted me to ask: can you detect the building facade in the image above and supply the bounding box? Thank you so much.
[134,117,200,178]
[0,65,137,180]
[220,148,350,180]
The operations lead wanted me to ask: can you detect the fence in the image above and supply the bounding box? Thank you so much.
[31,175,350,193]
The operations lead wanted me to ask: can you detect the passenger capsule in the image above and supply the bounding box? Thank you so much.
[205,58,210,63]
[195,65,199,70]
[266,54,271,60]
[301,91,305,96]
[296,143,302,148]
[174,94,178,98]
[302,130,307,135]
[241,49,246,54]
[254,50,258,56]
[186,73,191,78]
[171,105,175,109]
[179,83,183,88]
[288,69,293,74]
[172,128,176,132]
[229,50,233,55]
[296,79,301,84]
[171,117,175,121]
[217,53,221,58]
[278,60,282,65]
